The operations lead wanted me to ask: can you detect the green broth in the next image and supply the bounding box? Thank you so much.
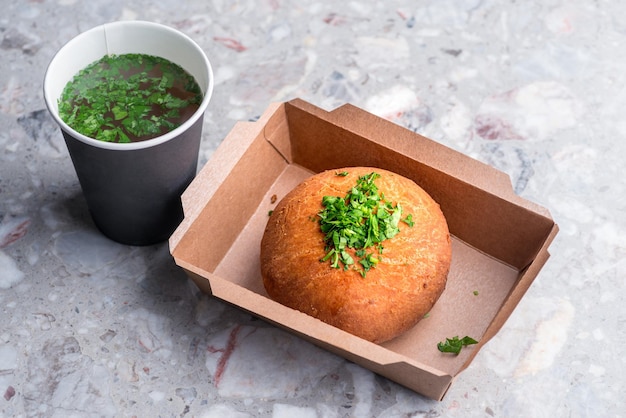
[58,53,203,143]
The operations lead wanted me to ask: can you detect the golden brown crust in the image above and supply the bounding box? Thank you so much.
[260,167,451,343]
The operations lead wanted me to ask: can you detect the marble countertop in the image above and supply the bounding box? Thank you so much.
[1,0,624,416]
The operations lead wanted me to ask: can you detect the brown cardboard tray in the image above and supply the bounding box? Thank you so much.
[169,99,558,400]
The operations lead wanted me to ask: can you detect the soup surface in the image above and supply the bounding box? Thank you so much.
[58,53,203,143]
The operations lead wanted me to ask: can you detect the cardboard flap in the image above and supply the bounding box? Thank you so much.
[171,120,255,249]
[262,104,292,163]
[290,99,547,214]
[171,103,285,252]
[479,222,559,342]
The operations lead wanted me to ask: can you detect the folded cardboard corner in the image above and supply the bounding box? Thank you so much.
[169,98,558,401]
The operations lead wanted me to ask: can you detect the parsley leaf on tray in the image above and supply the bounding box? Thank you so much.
[437,336,479,355]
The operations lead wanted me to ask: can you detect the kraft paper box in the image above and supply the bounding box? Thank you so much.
[169,99,558,400]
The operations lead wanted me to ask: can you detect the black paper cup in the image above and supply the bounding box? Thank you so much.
[43,21,214,245]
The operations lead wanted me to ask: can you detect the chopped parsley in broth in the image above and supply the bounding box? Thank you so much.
[58,53,203,143]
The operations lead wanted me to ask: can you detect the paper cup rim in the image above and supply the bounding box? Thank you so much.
[43,20,214,151]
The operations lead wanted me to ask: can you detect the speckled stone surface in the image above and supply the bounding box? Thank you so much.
[1,1,625,417]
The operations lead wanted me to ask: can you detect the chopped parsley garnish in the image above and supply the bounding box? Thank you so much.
[317,171,412,277]
[437,336,478,355]
[58,53,202,143]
